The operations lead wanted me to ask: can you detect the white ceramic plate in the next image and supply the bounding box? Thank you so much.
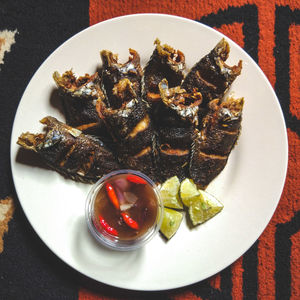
[10,14,288,291]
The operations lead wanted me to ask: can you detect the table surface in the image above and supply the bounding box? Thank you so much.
[0,1,299,299]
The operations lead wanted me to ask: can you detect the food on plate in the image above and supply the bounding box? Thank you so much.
[182,38,242,117]
[17,116,120,183]
[97,78,157,180]
[53,70,106,134]
[189,96,244,188]
[160,207,183,240]
[160,176,183,209]
[187,189,223,226]
[143,38,185,107]
[100,48,143,107]
[156,79,202,180]
[17,38,243,190]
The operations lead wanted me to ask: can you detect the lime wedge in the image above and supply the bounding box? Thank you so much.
[160,207,183,240]
[188,190,223,226]
[160,176,183,209]
[179,178,200,207]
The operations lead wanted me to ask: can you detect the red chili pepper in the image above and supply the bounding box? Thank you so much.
[99,215,118,236]
[121,212,139,230]
[105,183,120,210]
[126,175,147,185]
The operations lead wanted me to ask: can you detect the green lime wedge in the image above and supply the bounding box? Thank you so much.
[179,178,201,207]
[160,207,183,240]
[188,190,223,226]
[160,176,183,209]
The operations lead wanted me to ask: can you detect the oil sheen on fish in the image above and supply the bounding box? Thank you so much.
[97,78,157,180]
[182,38,242,109]
[17,116,120,183]
[189,96,244,188]
[53,70,107,134]
[100,48,143,108]
[143,39,185,106]
[157,79,202,181]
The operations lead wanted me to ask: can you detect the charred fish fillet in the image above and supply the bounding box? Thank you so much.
[17,116,120,183]
[156,79,202,181]
[143,39,185,105]
[97,78,157,180]
[189,96,244,188]
[53,70,107,135]
[100,48,143,108]
[182,38,242,107]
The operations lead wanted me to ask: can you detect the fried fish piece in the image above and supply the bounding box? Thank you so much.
[189,96,244,188]
[156,79,202,181]
[143,39,185,106]
[53,70,107,134]
[97,78,157,180]
[17,116,120,183]
[182,38,242,108]
[100,48,143,108]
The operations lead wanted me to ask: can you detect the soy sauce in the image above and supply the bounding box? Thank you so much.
[93,174,159,240]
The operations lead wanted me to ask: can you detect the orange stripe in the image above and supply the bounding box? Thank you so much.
[255,4,276,295]
[210,273,221,291]
[231,257,244,300]
[255,1,276,87]
[257,226,276,299]
[289,24,300,119]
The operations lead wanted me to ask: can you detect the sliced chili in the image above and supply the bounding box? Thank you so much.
[126,175,147,185]
[121,212,139,230]
[105,183,120,210]
[99,215,118,236]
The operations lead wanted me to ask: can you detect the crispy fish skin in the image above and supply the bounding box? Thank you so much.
[182,38,242,107]
[189,96,244,188]
[17,116,120,183]
[100,48,143,108]
[158,145,190,181]
[156,79,202,181]
[143,39,185,105]
[97,78,157,180]
[53,70,106,133]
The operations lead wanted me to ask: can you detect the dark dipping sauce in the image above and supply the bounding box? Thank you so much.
[93,174,159,240]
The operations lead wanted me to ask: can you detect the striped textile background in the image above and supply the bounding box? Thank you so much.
[0,1,299,299]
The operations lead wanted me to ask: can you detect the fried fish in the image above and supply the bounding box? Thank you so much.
[100,48,143,108]
[156,79,202,181]
[182,38,242,110]
[53,70,106,134]
[17,116,120,183]
[189,96,244,188]
[143,39,185,107]
[97,78,157,180]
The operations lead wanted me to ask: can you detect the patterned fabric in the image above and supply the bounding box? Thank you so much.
[0,1,299,299]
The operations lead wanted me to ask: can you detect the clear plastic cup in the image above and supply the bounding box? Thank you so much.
[85,169,163,251]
